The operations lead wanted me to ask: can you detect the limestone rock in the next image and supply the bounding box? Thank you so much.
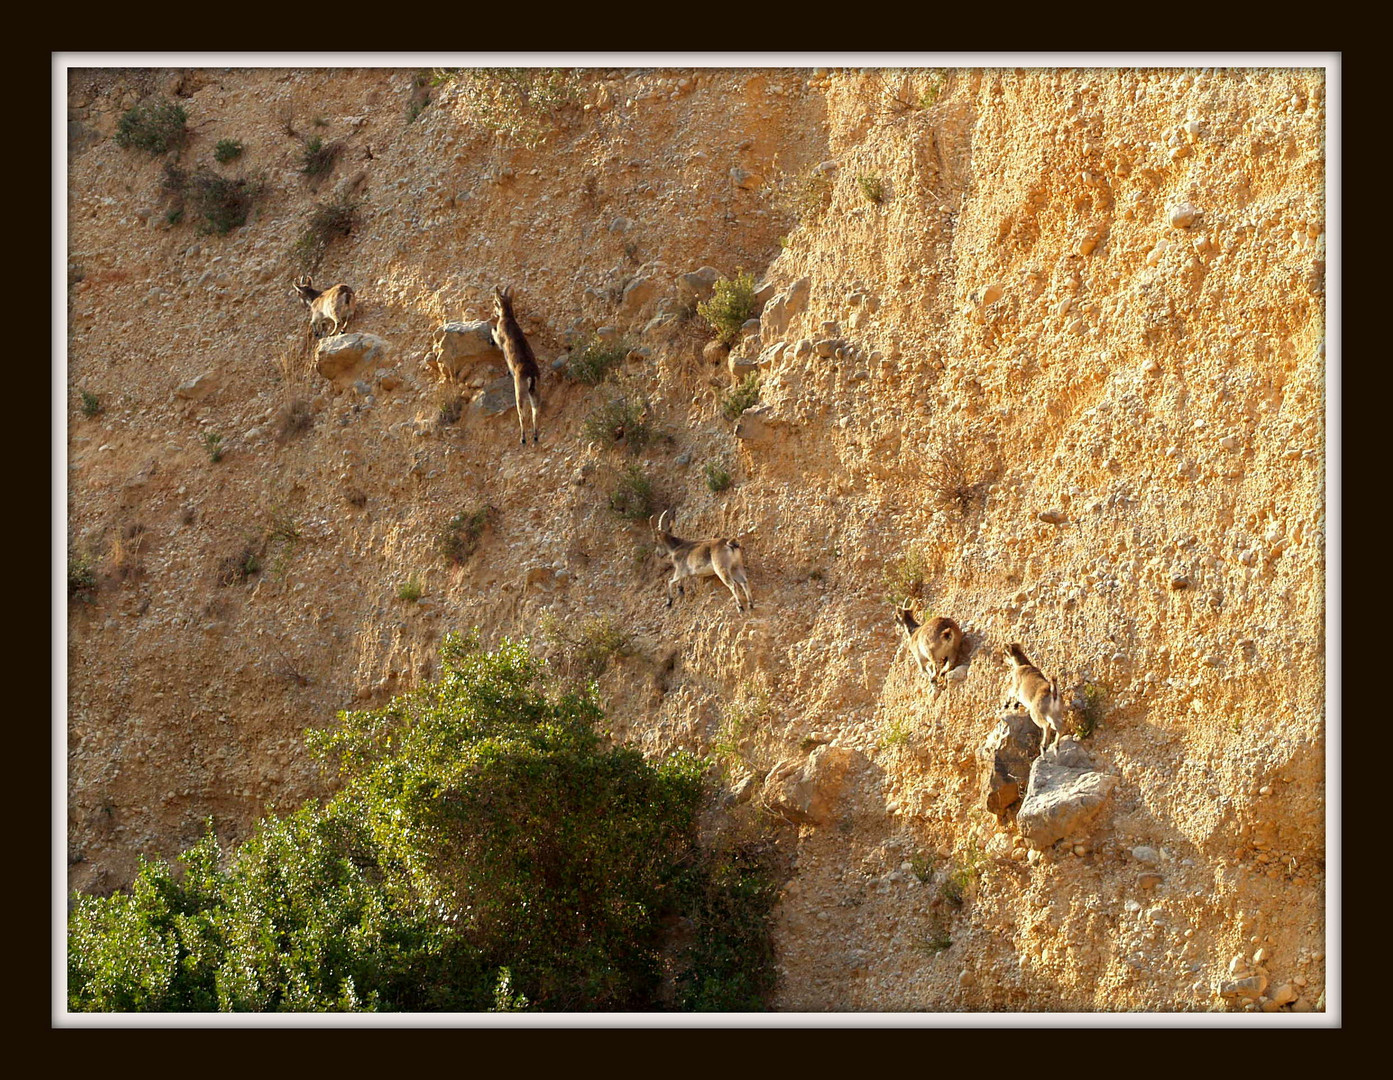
[733,404,785,443]
[317,333,389,389]
[761,744,862,826]
[430,320,504,382]
[174,370,220,401]
[1015,737,1117,848]
[620,274,660,319]
[472,375,519,417]
[981,710,1041,821]
[760,277,810,339]
[678,266,721,303]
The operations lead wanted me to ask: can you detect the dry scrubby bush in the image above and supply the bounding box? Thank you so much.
[449,68,584,149]
[566,336,631,386]
[539,612,633,687]
[291,198,360,273]
[164,165,264,236]
[581,391,652,453]
[299,135,342,179]
[608,463,655,521]
[925,439,990,518]
[114,97,188,154]
[436,506,495,565]
[883,548,932,605]
[274,399,315,444]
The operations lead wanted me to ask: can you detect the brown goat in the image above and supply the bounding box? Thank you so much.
[1003,642,1064,755]
[894,602,963,689]
[492,285,541,445]
[651,509,753,613]
[291,276,356,338]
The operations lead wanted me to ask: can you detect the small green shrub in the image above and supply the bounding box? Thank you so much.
[290,198,360,273]
[79,390,102,419]
[436,506,495,565]
[68,550,98,604]
[214,138,244,164]
[266,510,301,578]
[609,464,655,521]
[397,576,424,602]
[114,98,187,154]
[698,270,758,347]
[883,549,931,605]
[540,611,633,686]
[201,432,224,463]
[877,715,913,750]
[720,374,762,422]
[704,461,732,493]
[566,336,630,386]
[1075,681,1109,740]
[857,174,885,204]
[581,393,651,453]
[299,135,341,178]
[909,852,936,884]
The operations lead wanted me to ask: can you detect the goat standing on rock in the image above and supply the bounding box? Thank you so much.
[492,285,542,445]
[291,276,356,338]
[651,509,753,613]
[1003,642,1065,756]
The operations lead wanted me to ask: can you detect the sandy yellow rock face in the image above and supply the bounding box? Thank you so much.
[65,64,1328,1013]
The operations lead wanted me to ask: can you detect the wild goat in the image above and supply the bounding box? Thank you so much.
[894,602,963,690]
[291,276,356,338]
[1003,642,1064,755]
[492,285,542,445]
[650,509,753,613]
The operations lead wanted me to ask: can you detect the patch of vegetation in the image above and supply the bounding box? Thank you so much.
[1074,680,1109,740]
[719,373,762,422]
[79,390,102,419]
[540,611,633,687]
[877,715,913,751]
[436,506,495,565]
[266,510,301,578]
[882,548,932,605]
[397,576,424,603]
[216,542,261,587]
[925,439,988,518]
[201,432,224,463]
[185,169,263,236]
[697,270,758,347]
[713,682,771,763]
[107,523,147,585]
[566,335,630,386]
[68,550,98,605]
[608,463,655,521]
[773,167,834,227]
[857,174,885,205]
[672,831,780,1011]
[114,97,187,155]
[704,461,732,493]
[454,68,584,150]
[909,852,937,884]
[939,841,984,907]
[214,138,244,164]
[344,488,368,509]
[299,135,342,179]
[910,913,953,955]
[581,392,651,453]
[290,198,360,274]
[274,399,315,445]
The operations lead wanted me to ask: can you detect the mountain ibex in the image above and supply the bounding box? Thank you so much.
[651,509,753,613]
[492,285,541,445]
[1003,642,1064,755]
[894,602,963,690]
[290,276,356,338]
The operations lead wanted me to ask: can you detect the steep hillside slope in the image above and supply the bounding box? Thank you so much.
[65,64,1328,1013]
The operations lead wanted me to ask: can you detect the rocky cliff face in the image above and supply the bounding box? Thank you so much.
[65,64,1328,1013]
